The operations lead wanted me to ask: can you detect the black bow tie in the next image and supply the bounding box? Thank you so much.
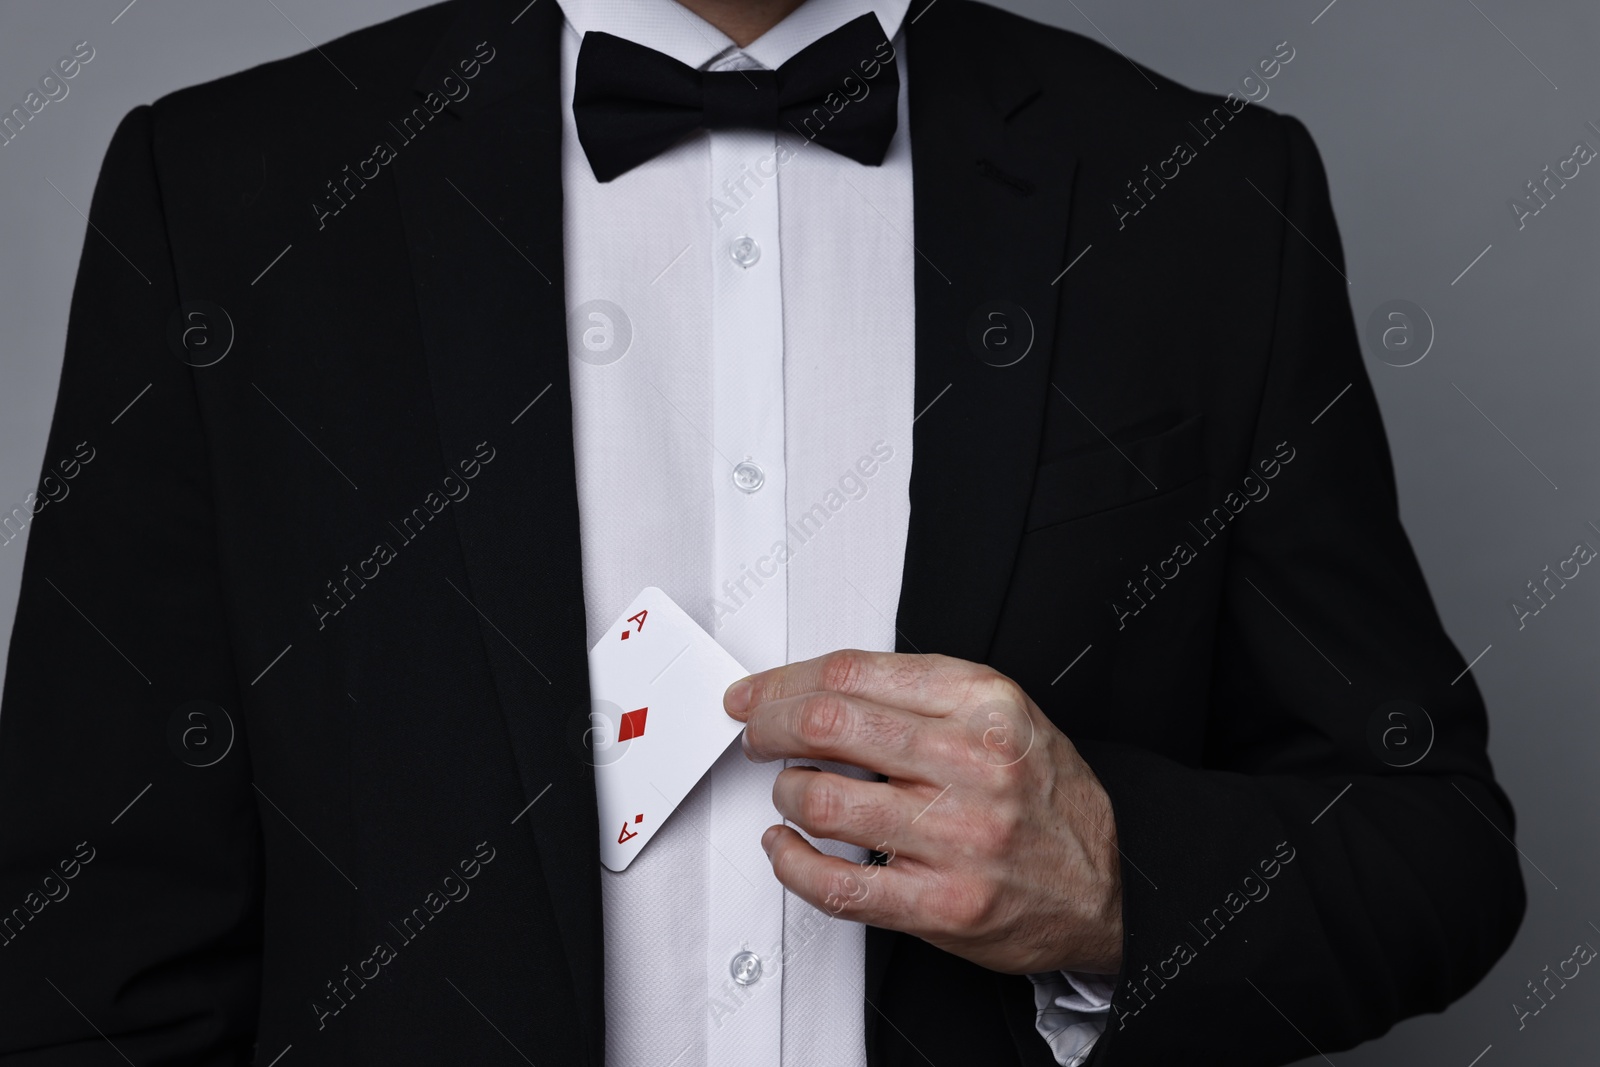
[572,13,900,183]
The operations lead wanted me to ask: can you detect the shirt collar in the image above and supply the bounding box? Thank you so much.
[554,0,912,70]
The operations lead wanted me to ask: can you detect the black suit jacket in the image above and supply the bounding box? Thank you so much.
[0,1,1523,1064]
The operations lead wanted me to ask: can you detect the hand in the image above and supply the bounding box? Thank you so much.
[723,649,1124,975]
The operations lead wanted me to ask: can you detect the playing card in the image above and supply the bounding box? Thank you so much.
[588,586,749,872]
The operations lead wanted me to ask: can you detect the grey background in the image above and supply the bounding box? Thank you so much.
[0,1,1594,1063]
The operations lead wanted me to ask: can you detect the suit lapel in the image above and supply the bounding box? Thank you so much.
[394,3,603,1064]
[868,0,1079,1044]
[894,8,1077,661]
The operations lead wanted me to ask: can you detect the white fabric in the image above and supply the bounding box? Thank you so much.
[556,0,1107,1062]
[1029,970,1115,1065]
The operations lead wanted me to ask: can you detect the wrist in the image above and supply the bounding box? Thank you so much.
[1046,763,1124,973]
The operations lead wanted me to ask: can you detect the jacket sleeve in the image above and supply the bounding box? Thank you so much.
[0,105,263,1064]
[1075,114,1525,1065]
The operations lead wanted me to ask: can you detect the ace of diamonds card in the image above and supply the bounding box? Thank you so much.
[588,587,749,872]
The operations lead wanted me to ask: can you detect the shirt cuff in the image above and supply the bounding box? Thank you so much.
[1027,970,1113,1067]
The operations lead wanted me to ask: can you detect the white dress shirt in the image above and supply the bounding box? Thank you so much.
[556,1,1108,1063]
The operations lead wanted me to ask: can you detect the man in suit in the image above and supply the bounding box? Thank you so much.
[0,0,1523,1064]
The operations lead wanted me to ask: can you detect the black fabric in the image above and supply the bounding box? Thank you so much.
[0,0,1522,1065]
[572,13,898,181]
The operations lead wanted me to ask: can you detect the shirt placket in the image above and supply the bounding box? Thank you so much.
[704,50,789,1067]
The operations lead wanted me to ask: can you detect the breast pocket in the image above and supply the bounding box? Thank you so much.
[1023,415,1206,532]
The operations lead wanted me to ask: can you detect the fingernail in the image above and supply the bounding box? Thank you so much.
[724,678,753,718]
[761,826,780,855]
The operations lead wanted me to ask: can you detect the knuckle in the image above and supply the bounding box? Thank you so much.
[798,780,843,834]
[987,750,1031,791]
[976,673,1028,711]
[988,797,1025,846]
[819,649,868,695]
[797,694,852,749]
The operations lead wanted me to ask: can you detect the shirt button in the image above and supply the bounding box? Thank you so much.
[730,950,763,986]
[730,235,761,269]
[731,461,765,493]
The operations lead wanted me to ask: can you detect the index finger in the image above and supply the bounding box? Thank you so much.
[724,649,988,721]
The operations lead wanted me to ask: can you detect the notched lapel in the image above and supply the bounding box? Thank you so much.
[395,2,603,1064]
[894,9,1077,673]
